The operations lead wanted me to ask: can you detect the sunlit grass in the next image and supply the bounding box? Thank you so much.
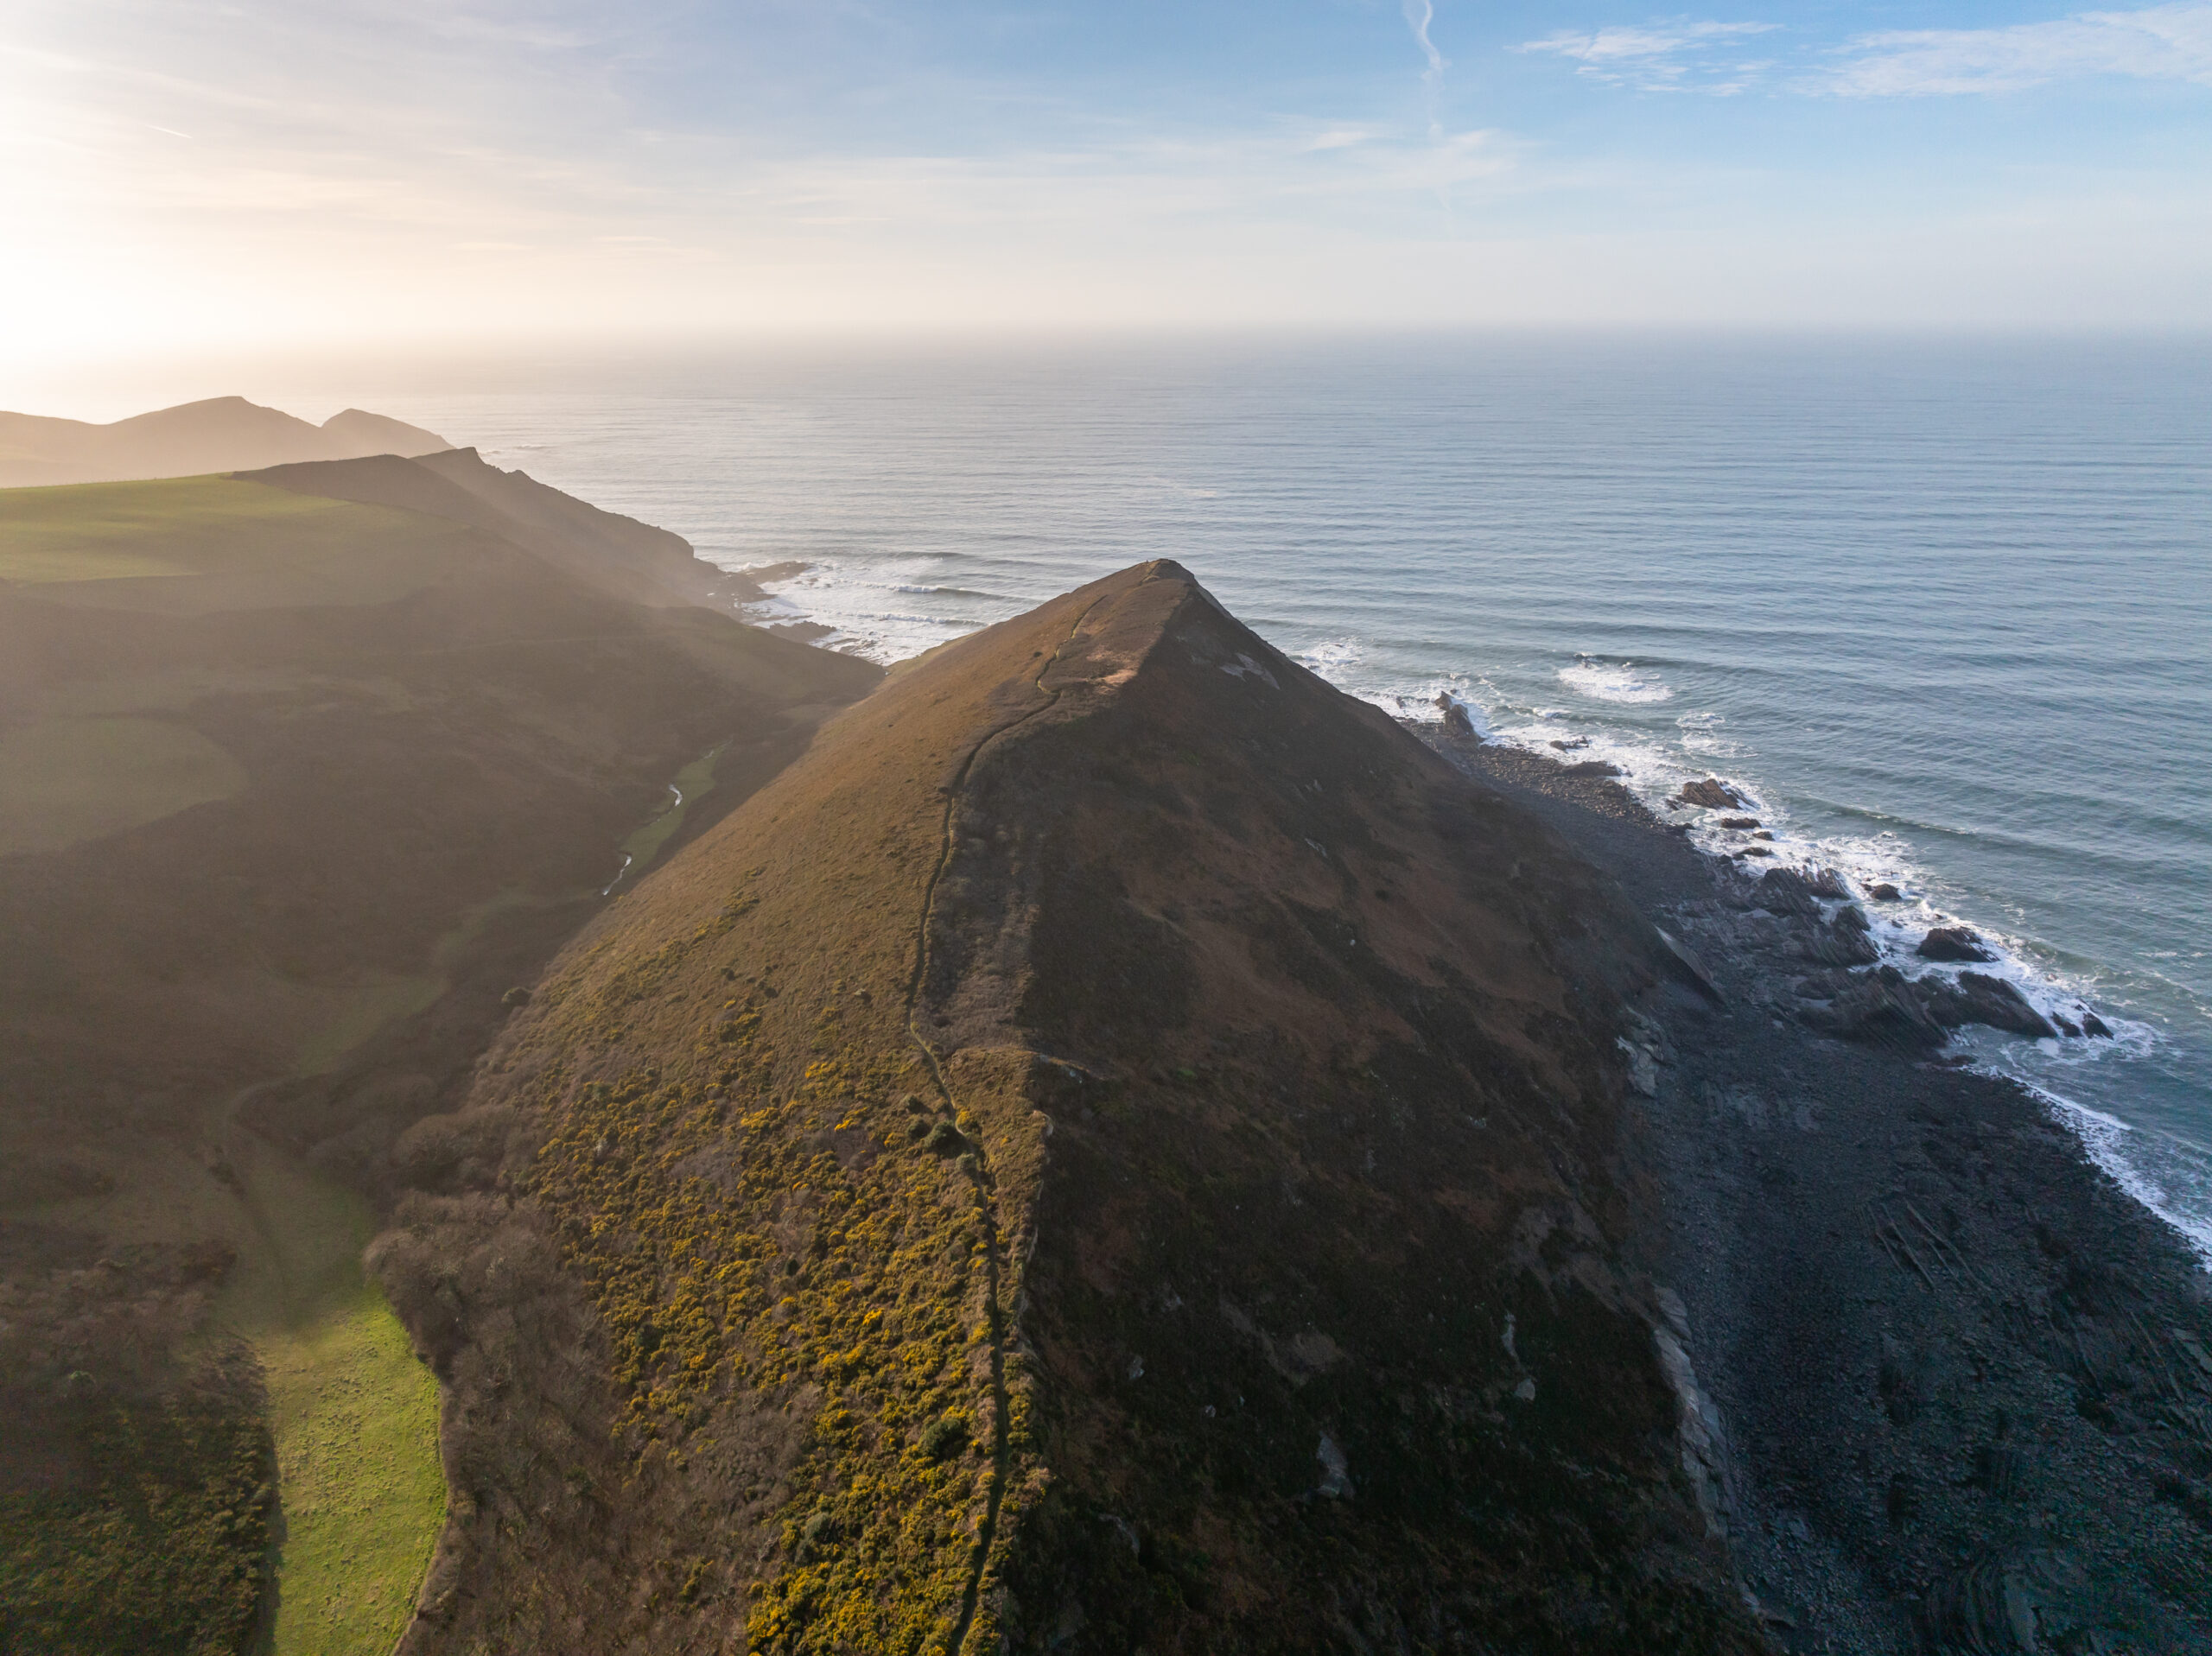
[218,1149,444,1656]
[259,1275,444,1656]
[0,475,473,612]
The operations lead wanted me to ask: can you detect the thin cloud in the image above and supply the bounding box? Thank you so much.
[1829,3,2212,96]
[1403,0,1448,137]
[1404,0,1446,83]
[1517,21,1780,92]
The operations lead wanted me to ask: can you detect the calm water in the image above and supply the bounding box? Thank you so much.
[297,335,2212,1259]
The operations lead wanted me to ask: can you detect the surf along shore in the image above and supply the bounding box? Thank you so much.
[1418,728,2212,1653]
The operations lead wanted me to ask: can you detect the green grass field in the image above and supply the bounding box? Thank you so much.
[0,714,249,856]
[0,475,474,612]
[218,1147,444,1656]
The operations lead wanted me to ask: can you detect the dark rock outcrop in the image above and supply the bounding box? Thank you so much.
[1917,971,2060,1039]
[1917,925,1997,963]
[1674,777,1749,810]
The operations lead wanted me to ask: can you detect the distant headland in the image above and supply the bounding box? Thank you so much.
[0,395,449,488]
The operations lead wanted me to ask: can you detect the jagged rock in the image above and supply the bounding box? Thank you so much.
[1674,777,1748,810]
[1798,905,1881,968]
[1797,965,1948,1049]
[2081,1010,2113,1038]
[1433,694,1476,737]
[1917,925,1996,963]
[1916,972,2059,1040]
[1748,866,1822,918]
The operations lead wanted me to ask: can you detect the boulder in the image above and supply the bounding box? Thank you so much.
[1434,694,1476,738]
[1867,883,1901,902]
[1914,972,2058,1040]
[1917,926,1995,964]
[1548,737,1590,752]
[1674,777,1748,810]
[1562,759,1623,778]
[1718,816,1760,830]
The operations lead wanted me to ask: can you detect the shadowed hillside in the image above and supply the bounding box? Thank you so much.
[0,469,878,1653]
[0,397,449,488]
[388,561,1760,1653]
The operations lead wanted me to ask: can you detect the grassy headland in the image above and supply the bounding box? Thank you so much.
[0,460,880,1652]
[385,562,1759,1653]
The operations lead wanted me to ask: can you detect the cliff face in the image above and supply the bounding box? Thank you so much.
[409,561,1761,1653]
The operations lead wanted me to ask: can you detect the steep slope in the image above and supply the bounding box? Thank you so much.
[398,561,1762,1653]
[0,473,879,1653]
[242,447,744,610]
[0,397,448,487]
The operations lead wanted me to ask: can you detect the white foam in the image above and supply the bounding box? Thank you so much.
[2022,1082,2212,1269]
[1298,641,1364,681]
[1559,657,1673,705]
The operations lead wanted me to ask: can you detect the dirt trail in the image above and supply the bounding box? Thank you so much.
[903,581,1135,1654]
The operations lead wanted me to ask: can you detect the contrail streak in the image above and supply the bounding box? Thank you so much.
[1404,0,1445,82]
[1403,0,1447,136]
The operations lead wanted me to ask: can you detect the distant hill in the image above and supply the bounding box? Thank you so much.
[240,448,754,611]
[0,395,451,487]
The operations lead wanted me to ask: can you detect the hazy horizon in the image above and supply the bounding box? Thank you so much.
[9,0,2212,373]
[12,322,2212,428]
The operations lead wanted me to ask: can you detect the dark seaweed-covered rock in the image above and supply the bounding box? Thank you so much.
[1917,925,1996,963]
[1562,759,1623,777]
[1867,882,1901,902]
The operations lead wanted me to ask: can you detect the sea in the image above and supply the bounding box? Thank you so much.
[251,333,2212,1260]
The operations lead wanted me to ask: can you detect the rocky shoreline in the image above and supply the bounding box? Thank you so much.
[1419,727,2212,1653]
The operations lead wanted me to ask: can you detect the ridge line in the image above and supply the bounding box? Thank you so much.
[903,573,1155,1655]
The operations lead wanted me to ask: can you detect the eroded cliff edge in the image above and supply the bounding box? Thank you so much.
[387,561,1763,1653]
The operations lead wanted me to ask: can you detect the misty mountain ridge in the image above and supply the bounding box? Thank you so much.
[0,395,449,488]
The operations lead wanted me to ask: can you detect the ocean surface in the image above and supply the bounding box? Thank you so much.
[284,335,2212,1260]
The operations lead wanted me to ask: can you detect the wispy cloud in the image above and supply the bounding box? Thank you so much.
[1402,0,1448,136]
[1517,21,1779,93]
[1829,3,2212,96]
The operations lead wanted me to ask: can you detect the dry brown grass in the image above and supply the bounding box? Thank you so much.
[401,562,1764,1654]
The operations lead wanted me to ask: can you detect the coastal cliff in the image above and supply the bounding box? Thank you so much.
[8,452,2209,1653]
[382,561,1762,1653]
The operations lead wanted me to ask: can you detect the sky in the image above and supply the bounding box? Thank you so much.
[5,0,2212,368]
